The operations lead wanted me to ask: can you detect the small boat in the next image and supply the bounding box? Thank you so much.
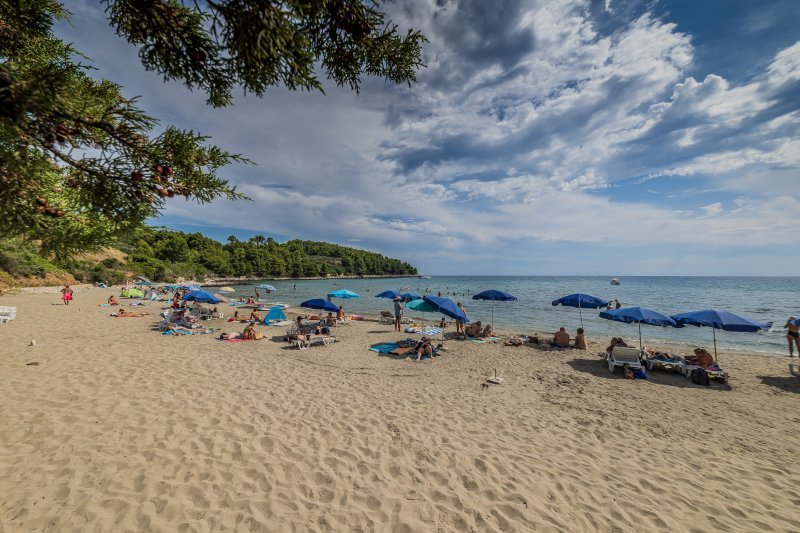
[611,278,621,286]
[418,260,432,279]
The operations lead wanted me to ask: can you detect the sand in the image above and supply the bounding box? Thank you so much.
[1,287,799,532]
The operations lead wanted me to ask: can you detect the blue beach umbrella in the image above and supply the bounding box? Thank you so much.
[400,292,422,302]
[670,309,772,360]
[257,283,277,292]
[375,290,402,299]
[552,293,610,329]
[599,306,677,350]
[473,290,517,331]
[183,290,222,304]
[423,295,469,323]
[300,299,340,314]
[327,289,360,299]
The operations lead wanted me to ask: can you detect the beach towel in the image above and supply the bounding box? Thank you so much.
[470,336,501,344]
[369,343,398,353]
[405,326,443,336]
[162,329,193,335]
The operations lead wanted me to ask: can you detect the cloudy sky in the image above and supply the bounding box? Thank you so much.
[56,0,800,275]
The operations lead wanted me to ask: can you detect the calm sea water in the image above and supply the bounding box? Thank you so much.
[225,276,799,356]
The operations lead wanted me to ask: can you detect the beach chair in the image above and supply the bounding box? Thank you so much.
[680,362,728,383]
[380,311,394,324]
[292,338,310,349]
[309,335,336,347]
[0,306,16,324]
[646,353,685,373]
[606,346,644,373]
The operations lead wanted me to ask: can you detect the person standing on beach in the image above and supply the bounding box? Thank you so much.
[456,302,466,336]
[255,288,260,301]
[393,297,404,332]
[785,316,800,357]
[60,285,73,305]
[614,299,621,309]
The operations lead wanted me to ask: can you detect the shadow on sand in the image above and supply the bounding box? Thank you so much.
[758,375,800,394]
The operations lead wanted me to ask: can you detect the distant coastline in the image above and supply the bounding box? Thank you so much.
[202,274,420,286]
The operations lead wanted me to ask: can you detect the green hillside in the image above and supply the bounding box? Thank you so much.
[0,227,417,288]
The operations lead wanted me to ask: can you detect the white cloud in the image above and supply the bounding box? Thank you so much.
[53,2,800,274]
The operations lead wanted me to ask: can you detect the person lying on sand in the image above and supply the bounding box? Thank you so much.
[685,348,714,367]
[414,337,434,362]
[113,308,147,317]
[503,336,525,346]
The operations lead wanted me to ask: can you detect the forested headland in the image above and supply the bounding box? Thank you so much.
[0,227,417,288]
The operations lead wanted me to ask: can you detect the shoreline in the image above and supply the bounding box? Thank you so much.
[0,286,792,358]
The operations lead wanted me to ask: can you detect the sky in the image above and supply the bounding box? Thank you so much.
[55,0,800,276]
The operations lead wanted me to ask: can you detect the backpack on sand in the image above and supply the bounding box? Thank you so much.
[690,368,710,386]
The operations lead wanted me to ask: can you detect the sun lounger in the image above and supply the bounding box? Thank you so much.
[646,353,685,372]
[606,345,644,373]
[292,338,310,349]
[379,311,394,324]
[309,335,336,346]
[680,362,728,383]
[0,306,17,324]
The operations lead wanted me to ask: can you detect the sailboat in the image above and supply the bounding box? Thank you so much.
[418,259,431,279]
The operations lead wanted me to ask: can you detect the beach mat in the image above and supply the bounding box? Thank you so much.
[369,343,397,353]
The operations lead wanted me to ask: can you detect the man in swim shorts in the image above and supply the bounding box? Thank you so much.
[60,285,73,305]
[785,316,800,357]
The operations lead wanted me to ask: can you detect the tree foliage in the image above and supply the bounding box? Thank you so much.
[106,0,427,107]
[0,1,246,257]
[128,227,417,280]
[1,1,425,256]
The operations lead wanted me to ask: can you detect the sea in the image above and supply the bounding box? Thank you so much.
[222,276,799,356]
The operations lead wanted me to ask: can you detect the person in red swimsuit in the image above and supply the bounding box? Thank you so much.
[60,285,73,305]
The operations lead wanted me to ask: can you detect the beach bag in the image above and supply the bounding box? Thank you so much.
[690,368,710,386]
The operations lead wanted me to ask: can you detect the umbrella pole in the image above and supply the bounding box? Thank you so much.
[638,322,642,352]
[713,328,717,361]
[491,301,495,332]
[579,303,583,329]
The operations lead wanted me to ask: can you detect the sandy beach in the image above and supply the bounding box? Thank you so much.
[1,287,799,532]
